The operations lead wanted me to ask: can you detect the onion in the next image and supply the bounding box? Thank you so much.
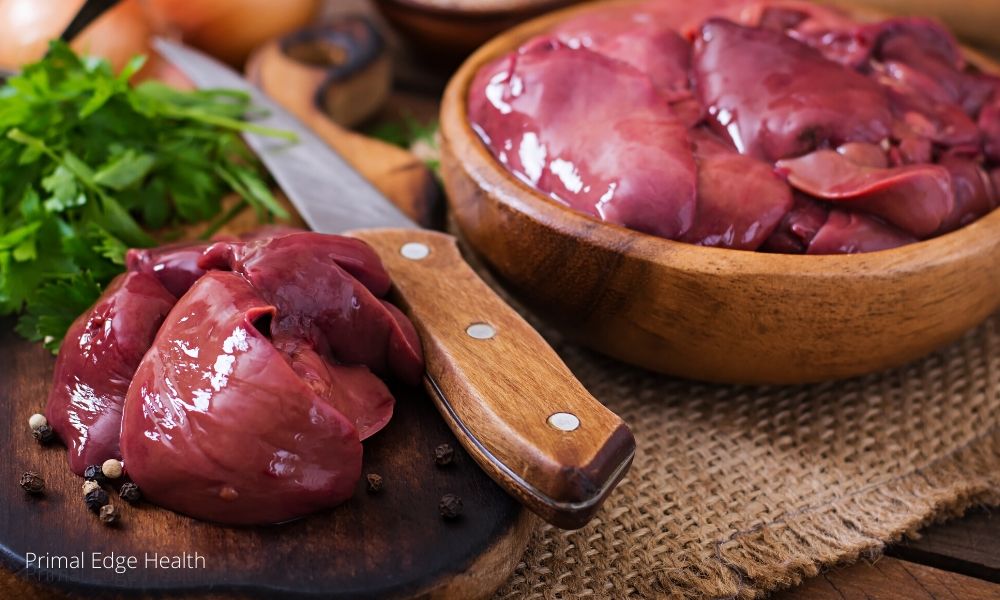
[0,0,315,82]
[0,0,192,87]
[144,0,320,66]
[73,0,154,72]
[0,0,83,70]
[0,0,152,72]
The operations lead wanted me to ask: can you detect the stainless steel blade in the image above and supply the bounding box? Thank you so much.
[153,38,417,234]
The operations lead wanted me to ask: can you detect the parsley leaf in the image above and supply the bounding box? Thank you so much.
[0,41,291,350]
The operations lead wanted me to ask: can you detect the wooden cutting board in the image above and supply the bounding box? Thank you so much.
[0,321,533,599]
[0,16,533,599]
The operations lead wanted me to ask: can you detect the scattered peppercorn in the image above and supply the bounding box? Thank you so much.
[101,459,123,480]
[84,488,109,512]
[32,424,55,444]
[28,413,47,431]
[438,493,463,520]
[99,504,120,525]
[119,482,141,504]
[83,464,107,484]
[433,443,455,467]
[366,473,384,494]
[82,480,101,496]
[19,471,45,494]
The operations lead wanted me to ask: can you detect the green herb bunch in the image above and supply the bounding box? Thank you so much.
[0,42,290,350]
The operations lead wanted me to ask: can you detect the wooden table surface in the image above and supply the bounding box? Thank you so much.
[775,508,1000,599]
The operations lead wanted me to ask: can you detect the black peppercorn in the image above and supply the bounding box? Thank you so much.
[438,493,463,520]
[99,504,120,525]
[32,424,55,445]
[366,473,383,494]
[119,482,141,504]
[19,471,45,494]
[84,488,109,512]
[433,443,455,467]
[83,464,107,484]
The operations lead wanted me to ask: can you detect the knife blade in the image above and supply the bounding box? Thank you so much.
[155,38,635,529]
[154,39,414,234]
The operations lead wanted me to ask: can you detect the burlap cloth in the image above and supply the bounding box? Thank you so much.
[494,312,1000,599]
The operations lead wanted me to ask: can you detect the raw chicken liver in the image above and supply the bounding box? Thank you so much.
[551,9,692,96]
[681,129,793,250]
[808,210,916,255]
[199,232,423,386]
[120,272,363,525]
[273,335,395,441]
[45,271,177,475]
[469,39,698,239]
[468,0,1000,254]
[49,231,423,523]
[776,150,954,238]
[126,242,213,298]
[761,195,829,253]
[692,18,893,161]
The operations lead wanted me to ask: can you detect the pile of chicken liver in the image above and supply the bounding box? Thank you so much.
[46,231,423,524]
[468,0,1000,253]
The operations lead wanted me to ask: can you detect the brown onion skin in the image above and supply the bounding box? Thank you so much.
[143,0,320,66]
[0,0,192,87]
[0,0,82,70]
[0,0,148,71]
[0,0,317,81]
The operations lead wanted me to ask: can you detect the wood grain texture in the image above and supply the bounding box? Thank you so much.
[438,0,1000,385]
[888,507,1000,583]
[773,557,1000,600]
[245,19,443,230]
[0,320,530,599]
[351,228,635,529]
[268,16,391,129]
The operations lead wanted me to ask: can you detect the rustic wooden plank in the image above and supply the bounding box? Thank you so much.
[773,557,1000,600]
[886,508,1000,583]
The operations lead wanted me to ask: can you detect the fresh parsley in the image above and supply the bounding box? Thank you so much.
[365,111,440,173]
[0,42,292,351]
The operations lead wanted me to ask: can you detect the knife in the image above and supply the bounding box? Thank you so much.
[59,0,121,43]
[154,39,635,529]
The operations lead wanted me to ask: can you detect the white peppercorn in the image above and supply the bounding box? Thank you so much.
[28,413,47,431]
[101,459,123,480]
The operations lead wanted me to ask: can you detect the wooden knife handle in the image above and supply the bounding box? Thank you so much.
[353,228,635,529]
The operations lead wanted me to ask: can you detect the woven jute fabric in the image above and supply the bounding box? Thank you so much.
[495,313,1000,599]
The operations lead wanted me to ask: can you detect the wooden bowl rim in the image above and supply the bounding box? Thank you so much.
[440,0,1000,279]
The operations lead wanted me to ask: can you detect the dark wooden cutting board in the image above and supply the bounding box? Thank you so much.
[0,321,532,599]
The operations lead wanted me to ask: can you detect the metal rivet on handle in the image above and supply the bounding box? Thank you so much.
[400,242,430,260]
[466,323,496,340]
[548,412,580,432]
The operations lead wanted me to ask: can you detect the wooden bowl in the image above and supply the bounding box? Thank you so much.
[439,0,1000,385]
[373,0,581,59]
